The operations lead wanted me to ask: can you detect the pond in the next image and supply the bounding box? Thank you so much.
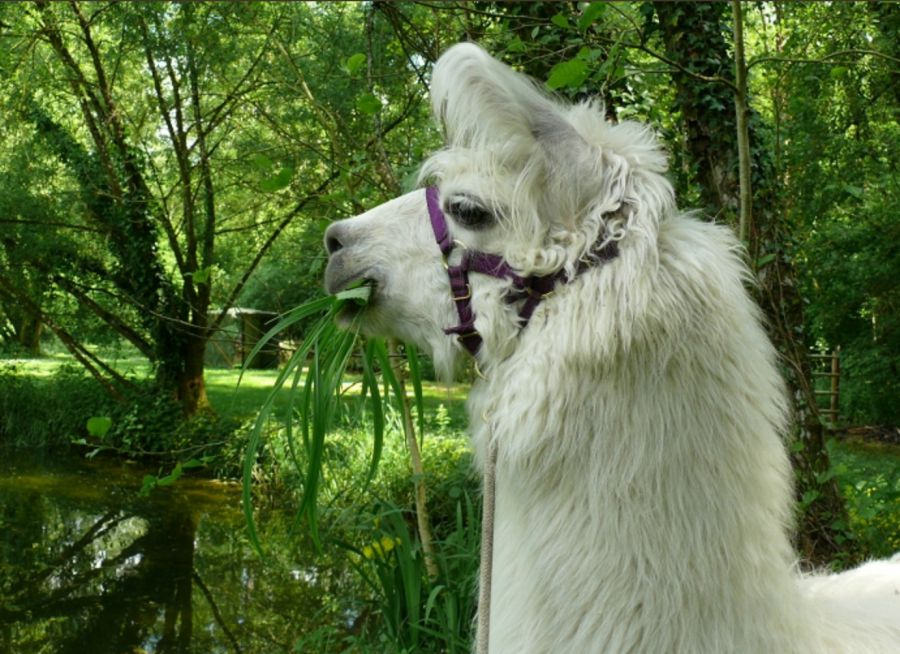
[0,451,357,654]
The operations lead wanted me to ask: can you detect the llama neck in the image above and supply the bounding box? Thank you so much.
[468,303,811,651]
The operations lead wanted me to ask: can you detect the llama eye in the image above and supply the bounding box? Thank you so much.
[446,199,495,229]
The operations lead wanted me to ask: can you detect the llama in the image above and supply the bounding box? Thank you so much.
[324,43,900,653]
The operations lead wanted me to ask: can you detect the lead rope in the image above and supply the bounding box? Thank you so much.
[477,423,498,654]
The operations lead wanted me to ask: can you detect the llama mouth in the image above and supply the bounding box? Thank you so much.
[324,255,376,295]
[330,274,370,294]
[334,277,377,322]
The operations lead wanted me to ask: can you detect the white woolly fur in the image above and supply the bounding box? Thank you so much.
[324,43,900,653]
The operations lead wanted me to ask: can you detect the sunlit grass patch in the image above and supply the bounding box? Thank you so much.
[0,353,83,379]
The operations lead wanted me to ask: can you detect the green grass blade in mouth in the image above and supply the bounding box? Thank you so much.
[334,282,373,306]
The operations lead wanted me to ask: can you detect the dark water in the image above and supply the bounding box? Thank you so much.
[0,452,353,654]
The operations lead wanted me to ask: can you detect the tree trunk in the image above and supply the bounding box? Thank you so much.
[655,1,851,566]
[17,313,42,356]
[655,2,740,222]
[731,0,753,244]
[175,337,210,417]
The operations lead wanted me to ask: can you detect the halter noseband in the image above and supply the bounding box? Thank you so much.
[426,186,618,357]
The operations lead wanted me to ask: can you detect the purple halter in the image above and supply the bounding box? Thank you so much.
[426,186,617,357]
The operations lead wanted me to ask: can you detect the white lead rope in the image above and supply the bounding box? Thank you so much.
[476,434,498,654]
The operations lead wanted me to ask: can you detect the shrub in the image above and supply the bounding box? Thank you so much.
[0,361,241,460]
[0,363,108,448]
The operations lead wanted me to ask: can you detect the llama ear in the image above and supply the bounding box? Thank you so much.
[530,110,597,177]
[431,43,556,149]
[430,44,637,225]
[531,109,629,219]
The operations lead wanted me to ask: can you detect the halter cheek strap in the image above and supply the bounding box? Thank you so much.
[426,186,617,357]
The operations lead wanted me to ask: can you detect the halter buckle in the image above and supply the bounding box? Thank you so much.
[452,285,472,301]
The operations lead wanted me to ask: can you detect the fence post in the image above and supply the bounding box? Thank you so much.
[830,346,840,426]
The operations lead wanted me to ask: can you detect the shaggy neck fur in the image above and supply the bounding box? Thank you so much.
[463,215,899,652]
[467,213,810,652]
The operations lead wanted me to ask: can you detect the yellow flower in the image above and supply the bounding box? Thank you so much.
[362,535,403,560]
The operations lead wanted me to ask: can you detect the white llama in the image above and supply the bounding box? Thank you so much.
[324,43,900,653]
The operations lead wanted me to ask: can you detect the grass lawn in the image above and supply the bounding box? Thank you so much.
[205,365,470,425]
[1,352,470,424]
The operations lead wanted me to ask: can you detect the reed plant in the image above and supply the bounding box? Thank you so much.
[241,285,480,651]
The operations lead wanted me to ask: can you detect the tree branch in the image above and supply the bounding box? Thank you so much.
[0,218,100,232]
[207,171,340,335]
[137,15,189,277]
[35,0,122,198]
[51,275,154,358]
[0,273,132,399]
[748,48,900,70]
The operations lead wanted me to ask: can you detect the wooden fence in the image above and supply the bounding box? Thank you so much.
[810,347,840,427]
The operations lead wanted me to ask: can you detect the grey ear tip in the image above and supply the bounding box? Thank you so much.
[529,110,561,139]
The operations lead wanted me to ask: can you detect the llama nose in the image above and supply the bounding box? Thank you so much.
[324,222,348,255]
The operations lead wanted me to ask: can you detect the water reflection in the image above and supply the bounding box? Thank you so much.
[0,452,352,653]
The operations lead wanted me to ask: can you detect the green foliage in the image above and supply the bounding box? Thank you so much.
[0,1,437,414]
[0,359,240,463]
[139,457,212,497]
[356,93,383,115]
[577,3,608,32]
[99,386,198,454]
[800,180,900,424]
[258,163,297,193]
[828,439,900,559]
[344,499,479,653]
[0,363,108,448]
[343,53,367,76]
[772,3,900,426]
[85,416,112,438]
[546,56,590,90]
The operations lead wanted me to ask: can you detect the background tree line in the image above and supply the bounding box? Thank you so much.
[1,1,897,563]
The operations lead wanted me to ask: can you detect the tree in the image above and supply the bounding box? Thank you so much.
[0,2,429,420]
[650,1,858,564]
[771,2,900,429]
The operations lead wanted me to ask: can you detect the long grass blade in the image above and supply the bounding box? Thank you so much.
[372,338,404,404]
[244,283,448,561]
[298,317,360,546]
[361,339,384,487]
[237,296,335,388]
[405,342,426,444]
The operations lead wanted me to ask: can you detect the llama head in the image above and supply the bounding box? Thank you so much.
[325,43,675,376]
